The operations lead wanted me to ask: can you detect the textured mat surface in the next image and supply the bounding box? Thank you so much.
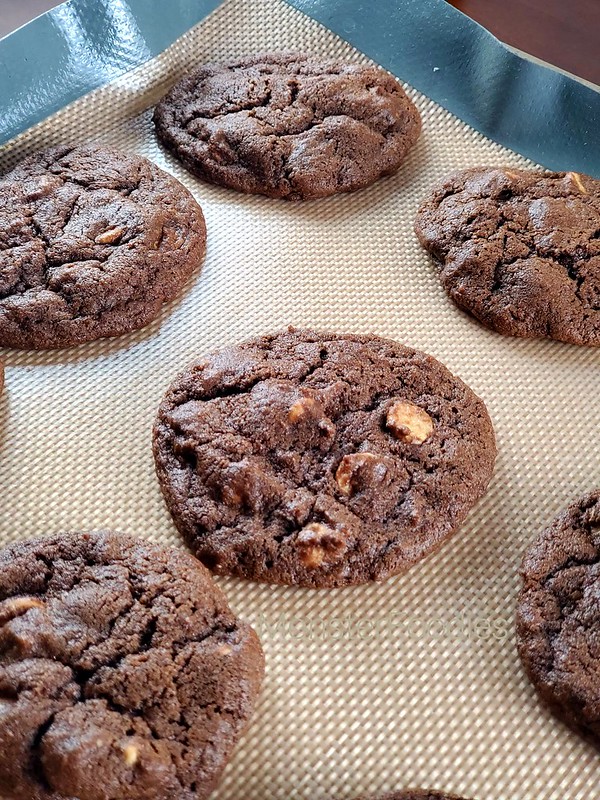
[1,1,599,798]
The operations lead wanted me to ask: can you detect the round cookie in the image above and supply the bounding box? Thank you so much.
[0,531,264,800]
[517,489,600,746]
[0,145,206,349]
[415,167,600,346]
[153,329,496,588]
[153,52,421,200]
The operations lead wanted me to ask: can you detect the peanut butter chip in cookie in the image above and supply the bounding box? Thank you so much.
[386,401,434,444]
[566,171,587,194]
[288,396,318,422]
[122,744,139,768]
[336,452,390,496]
[296,523,347,568]
[94,227,125,245]
[0,597,45,626]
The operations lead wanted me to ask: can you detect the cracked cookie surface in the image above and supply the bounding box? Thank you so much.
[415,167,600,346]
[153,329,496,588]
[0,531,264,800]
[0,145,206,349]
[517,490,600,746]
[153,52,421,200]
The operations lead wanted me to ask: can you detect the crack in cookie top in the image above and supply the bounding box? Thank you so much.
[0,531,264,800]
[415,167,600,346]
[517,490,600,746]
[0,145,206,349]
[153,329,496,588]
[153,52,421,200]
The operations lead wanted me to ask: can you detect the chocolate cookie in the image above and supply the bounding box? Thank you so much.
[0,531,264,800]
[0,145,206,349]
[415,167,600,346]
[153,329,496,588]
[517,490,600,746]
[153,52,421,200]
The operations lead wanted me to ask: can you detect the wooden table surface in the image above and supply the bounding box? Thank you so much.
[0,0,599,86]
[447,0,600,86]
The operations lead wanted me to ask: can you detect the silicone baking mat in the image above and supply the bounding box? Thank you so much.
[1,0,600,798]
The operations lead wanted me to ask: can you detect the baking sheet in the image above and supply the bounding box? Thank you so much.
[1,0,600,797]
